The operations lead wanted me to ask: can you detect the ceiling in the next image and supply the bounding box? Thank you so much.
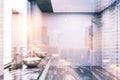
[35,0,116,13]
[36,0,53,12]
[51,0,93,13]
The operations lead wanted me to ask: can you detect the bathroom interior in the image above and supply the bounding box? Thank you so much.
[0,0,120,80]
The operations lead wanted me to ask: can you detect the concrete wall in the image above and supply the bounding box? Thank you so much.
[3,0,28,65]
[27,3,43,45]
[2,0,27,73]
[0,0,4,76]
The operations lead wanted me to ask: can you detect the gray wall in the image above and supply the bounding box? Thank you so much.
[42,13,92,66]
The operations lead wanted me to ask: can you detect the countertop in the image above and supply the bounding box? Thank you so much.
[4,57,51,80]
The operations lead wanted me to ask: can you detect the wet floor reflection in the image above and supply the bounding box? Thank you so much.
[45,66,97,80]
[45,66,118,80]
